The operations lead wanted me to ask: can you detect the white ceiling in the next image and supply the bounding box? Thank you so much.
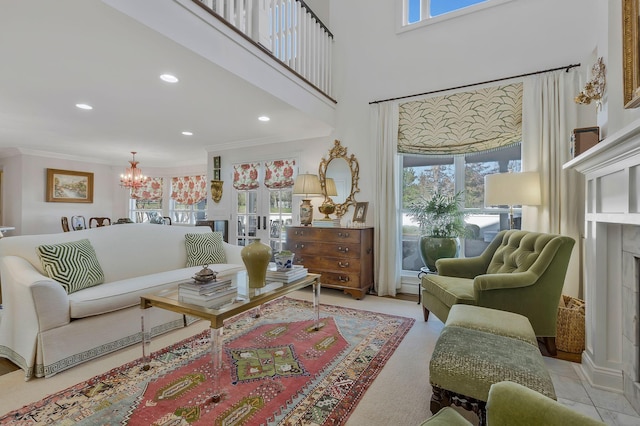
[0,0,333,167]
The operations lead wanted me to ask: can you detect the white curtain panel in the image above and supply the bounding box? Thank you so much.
[522,69,584,298]
[372,102,401,296]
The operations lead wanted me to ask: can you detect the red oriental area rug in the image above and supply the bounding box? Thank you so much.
[0,297,414,425]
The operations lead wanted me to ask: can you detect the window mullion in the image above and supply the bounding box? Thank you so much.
[421,0,429,20]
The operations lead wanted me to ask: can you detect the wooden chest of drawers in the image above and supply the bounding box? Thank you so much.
[285,226,373,299]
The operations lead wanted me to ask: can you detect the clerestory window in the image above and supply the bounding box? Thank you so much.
[401,0,512,30]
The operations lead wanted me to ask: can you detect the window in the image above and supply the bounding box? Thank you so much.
[401,0,510,29]
[400,144,521,273]
[127,175,207,225]
[129,177,163,223]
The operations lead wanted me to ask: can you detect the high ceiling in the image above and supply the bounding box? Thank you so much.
[0,0,333,167]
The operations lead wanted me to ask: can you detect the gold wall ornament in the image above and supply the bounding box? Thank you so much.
[623,0,640,108]
[210,180,223,203]
[318,140,360,218]
[575,57,606,110]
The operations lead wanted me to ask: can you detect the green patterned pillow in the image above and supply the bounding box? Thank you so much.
[37,239,105,294]
[185,232,227,267]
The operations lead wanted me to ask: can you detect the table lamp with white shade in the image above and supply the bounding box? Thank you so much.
[484,171,541,229]
[293,173,323,226]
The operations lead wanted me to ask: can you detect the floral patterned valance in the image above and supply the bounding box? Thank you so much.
[171,175,207,205]
[131,177,163,201]
[398,83,523,155]
[233,163,260,190]
[264,159,295,189]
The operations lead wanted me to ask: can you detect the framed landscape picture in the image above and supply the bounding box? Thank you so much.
[46,169,94,203]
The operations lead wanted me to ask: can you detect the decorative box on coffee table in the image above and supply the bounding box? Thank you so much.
[286,226,373,299]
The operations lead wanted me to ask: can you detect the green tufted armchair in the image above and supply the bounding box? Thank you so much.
[420,381,605,425]
[421,230,575,355]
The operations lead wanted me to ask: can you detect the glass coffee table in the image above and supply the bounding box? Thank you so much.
[140,269,321,403]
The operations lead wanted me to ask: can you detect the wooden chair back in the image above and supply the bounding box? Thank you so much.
[89,217,111,228]
[61,216,70,232]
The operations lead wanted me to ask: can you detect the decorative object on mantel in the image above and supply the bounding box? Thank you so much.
[574,57,605,109]
[119,152,149,189]
[571,127,600,158]
[292,173,323,226]
[623,0,640,108]
[240,238,272,288]
[211,155,223,203]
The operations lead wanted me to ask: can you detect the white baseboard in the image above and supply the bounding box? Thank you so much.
[581,351,624,393]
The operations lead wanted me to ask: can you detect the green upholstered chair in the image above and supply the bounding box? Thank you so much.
[421,230,575,355]
[419,381,605,426]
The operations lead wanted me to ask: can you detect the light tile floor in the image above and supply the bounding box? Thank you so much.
[547,357,640,425]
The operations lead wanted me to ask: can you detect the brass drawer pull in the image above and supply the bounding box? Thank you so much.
[338,261,350,268]
[337,232,350,238]
[295,243,305,249]
[338,276,350,282]
[337,246,349,253]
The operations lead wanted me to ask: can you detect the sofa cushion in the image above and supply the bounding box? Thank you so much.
[37,239,105,294]
[185,232,226,267]
[422,274,475,308]
[67,263,244,318]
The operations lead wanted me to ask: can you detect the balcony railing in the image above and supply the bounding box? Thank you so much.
[195,0,334,101]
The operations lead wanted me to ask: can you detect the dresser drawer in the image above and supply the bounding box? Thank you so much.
[318,271,361,288]
[289,241,361,259]
[287,227,361,243]
[298,256,361,272]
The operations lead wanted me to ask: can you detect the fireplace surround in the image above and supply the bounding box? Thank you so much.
[565,117,640,412]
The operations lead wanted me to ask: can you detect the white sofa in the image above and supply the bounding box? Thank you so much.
[0,224,244,379]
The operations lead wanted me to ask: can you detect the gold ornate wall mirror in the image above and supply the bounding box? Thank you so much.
[318,140,360,218]
[623,0,640,108]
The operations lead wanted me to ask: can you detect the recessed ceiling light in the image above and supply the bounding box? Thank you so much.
[160,74,179,83]
[182,131,193,136]
[258,116,270,122]
[75,103,93,110]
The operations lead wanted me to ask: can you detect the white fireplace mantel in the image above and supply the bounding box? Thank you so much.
[564,116,640,412]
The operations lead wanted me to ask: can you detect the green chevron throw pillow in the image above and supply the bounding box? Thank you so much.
[37,239,105,294]
[185,232,226,267]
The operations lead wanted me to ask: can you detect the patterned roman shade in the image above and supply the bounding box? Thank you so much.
[264,159,296,189]
[233,163,260,190]
[131,177,163,200]
[398,83,523,155]
[171,175,207,205]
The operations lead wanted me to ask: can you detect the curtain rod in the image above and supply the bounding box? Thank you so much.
[369,63,581,105]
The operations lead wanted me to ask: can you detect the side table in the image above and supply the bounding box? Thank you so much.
[417,267,436,305]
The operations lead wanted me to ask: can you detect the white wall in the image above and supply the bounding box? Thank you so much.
[325,0,600,220]
[0,153,118,235]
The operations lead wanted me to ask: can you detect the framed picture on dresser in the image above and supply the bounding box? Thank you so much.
[353,202,368,223]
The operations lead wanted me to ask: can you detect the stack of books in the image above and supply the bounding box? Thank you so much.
[178,278,237,308]
[312,218,341,228]
[266,264,308,283]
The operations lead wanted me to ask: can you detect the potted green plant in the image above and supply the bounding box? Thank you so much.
[407,191,468,272]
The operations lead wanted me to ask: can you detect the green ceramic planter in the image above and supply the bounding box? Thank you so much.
[419,236,460,272]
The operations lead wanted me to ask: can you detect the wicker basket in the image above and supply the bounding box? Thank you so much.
[556,295,585,353]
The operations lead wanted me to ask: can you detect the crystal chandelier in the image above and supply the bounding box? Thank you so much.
[120,152,148,189]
